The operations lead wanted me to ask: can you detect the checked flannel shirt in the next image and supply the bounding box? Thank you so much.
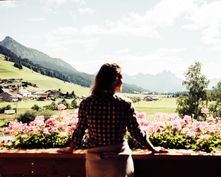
[71,91,150,149]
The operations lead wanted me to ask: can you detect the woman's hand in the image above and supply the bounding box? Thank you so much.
[57,146,75,154]
[152,146,168,153]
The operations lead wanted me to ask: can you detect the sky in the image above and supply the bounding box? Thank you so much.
[0,0,221,79]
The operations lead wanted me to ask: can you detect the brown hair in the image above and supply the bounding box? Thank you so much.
[91,63,122,95]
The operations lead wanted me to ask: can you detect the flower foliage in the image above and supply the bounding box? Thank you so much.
[4,110,79,149]
[133,113,221,152]
[2,110,221,152]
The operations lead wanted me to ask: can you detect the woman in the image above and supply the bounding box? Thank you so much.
[58,63,167,177]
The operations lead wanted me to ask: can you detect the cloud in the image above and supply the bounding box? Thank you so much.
[78,0,221,50]
[70,0,86,6]
[43,0,67,7]
[77,7,95,15]
[45,26,79,47]
[44,26,99,59]
[78,0,195,38]
[0,0,17,8]
[182,1,221,48]
[116,48,130,55]
[41,0,87,12]
[25,17,47,22]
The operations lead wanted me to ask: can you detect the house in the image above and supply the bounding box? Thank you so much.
[33,92,49,100]
[0,88,3,94]
[18,87,32,98]
[144,95,159,101]
[0,92,19,102]
[45,90,60,99]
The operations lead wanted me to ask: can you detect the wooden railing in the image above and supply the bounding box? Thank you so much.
[0,149,221,177]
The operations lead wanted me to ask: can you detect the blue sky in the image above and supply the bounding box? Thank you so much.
[1,0,221,79]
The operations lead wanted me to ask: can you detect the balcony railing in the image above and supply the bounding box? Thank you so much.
[0,149,221,177]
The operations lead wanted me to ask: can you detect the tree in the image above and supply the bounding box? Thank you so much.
[31,104,41,111]
[71,99,78,109]
[209,82,221,117]
[14,62,23,69]
[176,61,209,119]
[70,90,77,99]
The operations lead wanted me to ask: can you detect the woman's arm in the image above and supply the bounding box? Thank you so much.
[57,100,88,153]
[126,102,167,153]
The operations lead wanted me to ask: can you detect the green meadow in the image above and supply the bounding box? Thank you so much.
[0,97,177,124]
[134,98,177,115]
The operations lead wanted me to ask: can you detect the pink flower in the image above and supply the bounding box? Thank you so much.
[201,108,209,114]
[136,112,146,119]
[183,115,192,125]
[206,117,216,124]
[171,119,184,131]
[182,127,197,137]
[43,128,49,134]
[57,104,66,110]
[146,122,163,135]
[199,134,210,141]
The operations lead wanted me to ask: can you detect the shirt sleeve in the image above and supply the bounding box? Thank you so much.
[126,101,154,150]
[71,100,88,148]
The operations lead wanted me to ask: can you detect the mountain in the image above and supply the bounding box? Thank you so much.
[0,53,90,96]
[0,36,93,87]
[0,36,77,73]
[124,71,185,92]
[0,36,146,93]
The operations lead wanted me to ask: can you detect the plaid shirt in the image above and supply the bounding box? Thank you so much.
[71,91,150,149]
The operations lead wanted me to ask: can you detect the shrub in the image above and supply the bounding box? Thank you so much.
[0,105,12,113]
[43,102,56,110]
[71,99,78,109]
[31,104,41,111]
[17,111,36,124]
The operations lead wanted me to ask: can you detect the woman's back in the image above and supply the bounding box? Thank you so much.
[81,92,131,147]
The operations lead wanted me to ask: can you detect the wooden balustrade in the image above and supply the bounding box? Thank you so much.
[0,149,221,177]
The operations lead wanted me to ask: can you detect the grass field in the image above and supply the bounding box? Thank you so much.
[0,97,177,125]
[135,98,177,114]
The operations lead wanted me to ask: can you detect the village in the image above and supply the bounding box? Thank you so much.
[0,78,66,102]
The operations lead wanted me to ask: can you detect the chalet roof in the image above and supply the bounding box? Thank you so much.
[0,88,3,94]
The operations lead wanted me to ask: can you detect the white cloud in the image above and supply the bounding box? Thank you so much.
[70,0,221,50]
[116,48,130,55]
[183,1,221,48]
[44,26,99,59]
[41,0,87,12]
[45,26,78,48]
[70,0,86,6]
[0,0,17,8]
[77,7,94,15]
[77,0,221,50]
[43,0,67,7]
[51,26,79,36]
[25,17,47,22]
[76,0,196,38]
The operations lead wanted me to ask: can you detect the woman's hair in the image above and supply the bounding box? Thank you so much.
[91,63,122,95]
